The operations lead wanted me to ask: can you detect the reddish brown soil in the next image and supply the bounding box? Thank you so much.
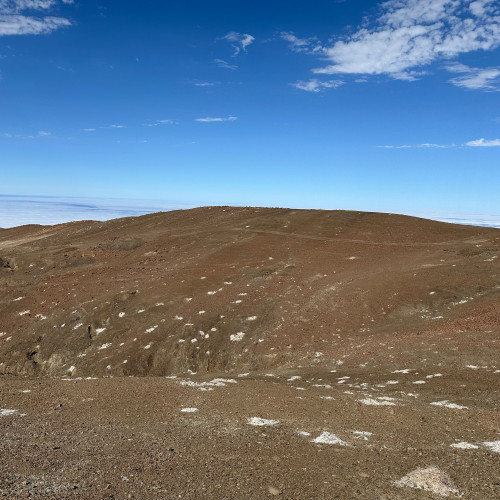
[0,207,499,498]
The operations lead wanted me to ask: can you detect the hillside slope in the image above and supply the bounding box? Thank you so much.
[1,206,499,378]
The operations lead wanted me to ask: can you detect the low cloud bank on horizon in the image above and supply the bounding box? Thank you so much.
[1,195,499,230]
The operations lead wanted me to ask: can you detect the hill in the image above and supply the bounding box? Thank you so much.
[1,206,498,378]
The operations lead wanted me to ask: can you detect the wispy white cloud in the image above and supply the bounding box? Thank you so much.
[280,31,322,53]
[83,128,96,132]
[446,62,500,90]
[465,137,500,146]
[142,119,175,127]
[291,78,344,92]
[214,58,238,70]
[2,129,51,138]
[378,138,500,148]
[195,116,237,123]
[284,0,500,86]
[107,124,124,129]
[220,31,254,56]
[194,81,214,87]
[0,0,72,36]
[378,143,453,148]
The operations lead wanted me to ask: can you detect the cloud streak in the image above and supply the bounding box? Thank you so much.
[465,138,500,146]
[291,78,344,92]
[447,62,500,90]
[377,143,452,149]
[0,0,72,36]
[2,129,51,138]
[378,139,500,148]
[214,58,238,70]
[195,116,237,123]
[142,119,175,127]
[280,31,322,53]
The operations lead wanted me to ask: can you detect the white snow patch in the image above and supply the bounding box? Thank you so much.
[246,316,258,321]
[430,401,468,410]
[73,322,83,330]
[211,378,237,384]
[144,344,152,350]
[247,417,279,427]
[450,442,478,450]
[358,398,396,406]
[174,315,183,320]
[98,343,112,350]
[155,302,165,306]
[297,431,311,437]
[483,441,500,453]
[118,312,125,318]
[0,409,19,417]
[145,325,158,333]
[181,408,198,413]
[95,328,106,335]
[312,432,348,446]
[13,297,24,301]
[177,378,236,390]
[352,431,373,440]
[413,380,426,384]
[230,331,246,342]
[287,376,302,382]
[395,466,461,497]
[19,310,30,316]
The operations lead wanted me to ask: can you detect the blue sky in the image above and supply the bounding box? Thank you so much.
[0,0,499,216]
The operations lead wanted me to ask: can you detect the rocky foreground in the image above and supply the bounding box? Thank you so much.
[0,207,499,498]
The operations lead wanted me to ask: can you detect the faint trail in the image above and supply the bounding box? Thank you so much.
[230,228,461,247]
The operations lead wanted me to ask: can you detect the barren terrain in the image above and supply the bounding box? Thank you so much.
[1,207,499,498]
